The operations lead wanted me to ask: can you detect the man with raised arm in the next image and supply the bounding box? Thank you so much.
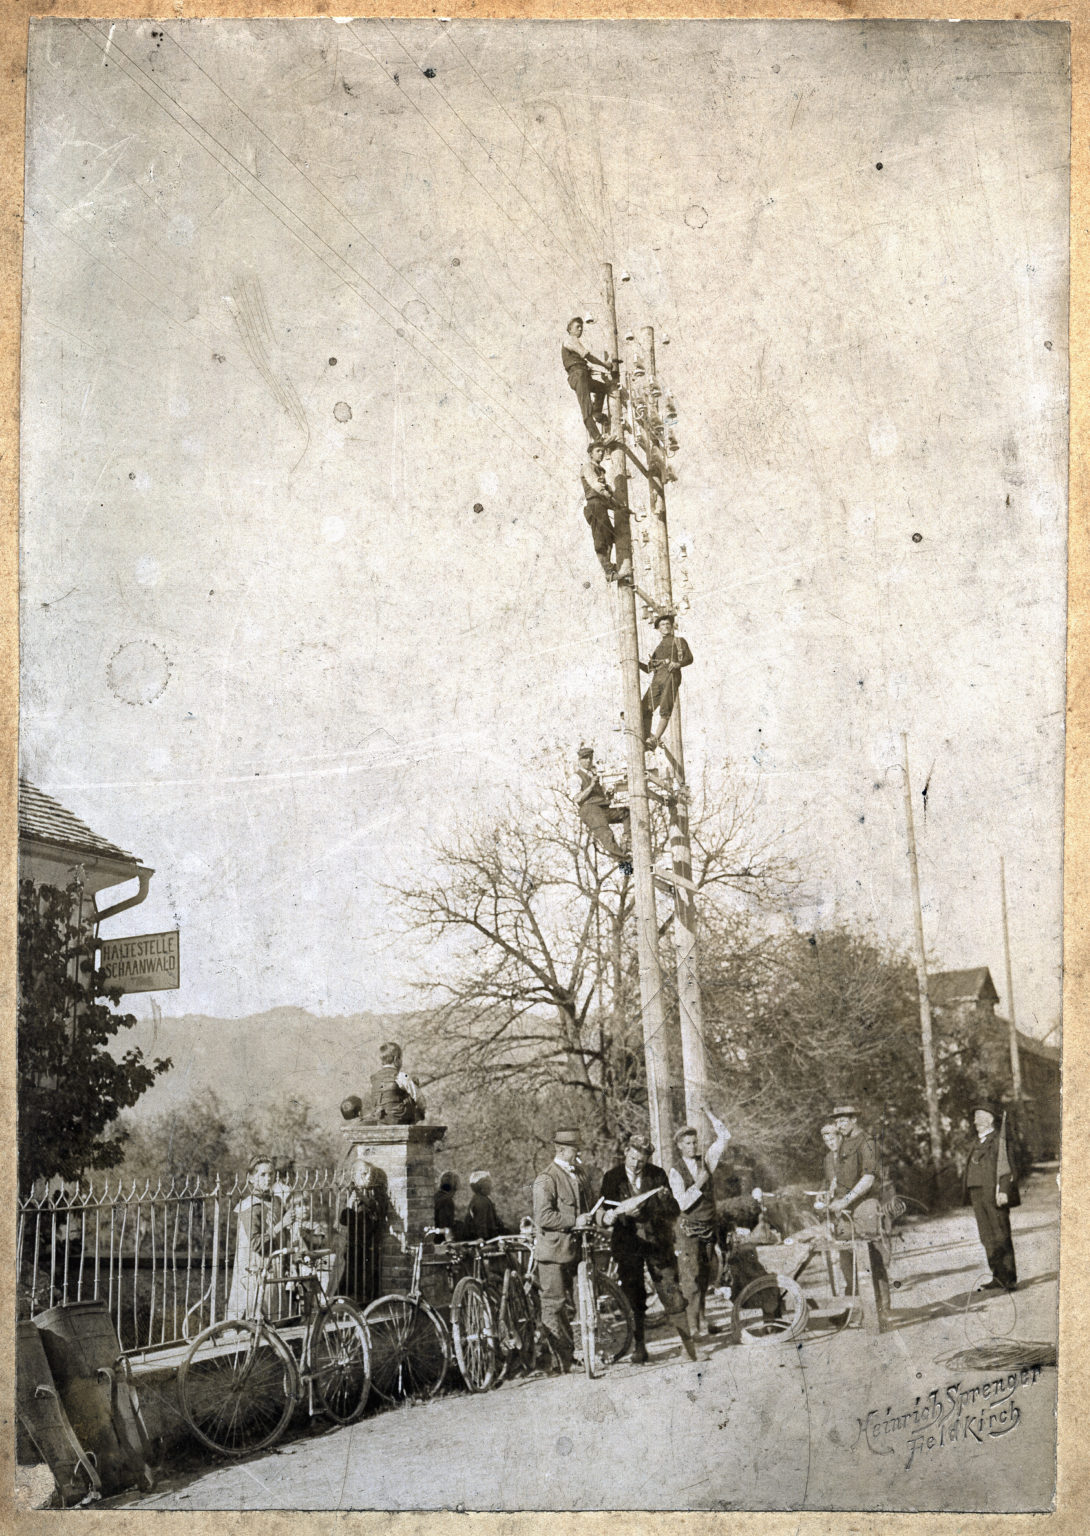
[668,1108,732,1339]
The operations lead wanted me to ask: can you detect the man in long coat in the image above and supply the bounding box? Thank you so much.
[963,1100,1021,1291]
[600,1132,697,1363]
[532,1128,595,1372]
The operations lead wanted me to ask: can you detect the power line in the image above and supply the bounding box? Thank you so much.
[77,22,568,485]
[159,22,572,467]
[378,19,598,287]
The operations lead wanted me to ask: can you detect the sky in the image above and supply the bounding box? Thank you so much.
[19,19,1068,1039]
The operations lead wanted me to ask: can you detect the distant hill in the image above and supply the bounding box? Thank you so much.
[117,1007,427,1125]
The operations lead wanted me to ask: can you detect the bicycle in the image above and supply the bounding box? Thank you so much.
[361,1236,450,1402]
[178,1242,372,1457]
[446,1235,541,1391]
[570,1225,635,1378]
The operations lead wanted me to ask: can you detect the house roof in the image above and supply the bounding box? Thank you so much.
[18,778,138,867]
[928,967,1000,1006]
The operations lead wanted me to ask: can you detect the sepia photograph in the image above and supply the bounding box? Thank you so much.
[13,16,1066,1515]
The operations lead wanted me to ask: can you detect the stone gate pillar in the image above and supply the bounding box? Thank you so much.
[340,1123,448,1303]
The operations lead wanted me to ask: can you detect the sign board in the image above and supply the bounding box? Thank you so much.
[99,930,180,994]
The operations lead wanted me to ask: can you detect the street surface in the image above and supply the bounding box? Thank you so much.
[114,1173,1059,1513]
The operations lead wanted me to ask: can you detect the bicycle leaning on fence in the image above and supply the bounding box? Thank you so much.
[177,1241,373,1456]
[361,1234,450,1403]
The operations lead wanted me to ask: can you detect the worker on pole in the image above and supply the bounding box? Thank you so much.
[580,440,631,585]
[562,316,613,440]
[573,746,631,871]
[640,612,693,751]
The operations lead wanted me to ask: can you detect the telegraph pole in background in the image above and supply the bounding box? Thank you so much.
[601,264,674,1156]
[999,855,1024,1102]
[901,732,943,1170]
[637,324,708,1125]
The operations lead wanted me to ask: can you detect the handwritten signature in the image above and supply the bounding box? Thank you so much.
[858,1364,1045,1469]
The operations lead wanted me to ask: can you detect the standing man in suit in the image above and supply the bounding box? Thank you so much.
[963,1101,1021,1291]
[600,1132,697,1364]
[668,1108,732,1338]
[532,1128,595,1372]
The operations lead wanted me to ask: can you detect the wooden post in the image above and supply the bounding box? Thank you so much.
[901,733,943,1170]
[602,264,673,1158]
[1000,855,1024,1101]
[638,324,709,1126]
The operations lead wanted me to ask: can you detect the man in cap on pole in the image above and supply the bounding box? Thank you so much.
[668,1108,732,1338]
[532,1128,595,1372]
[828,1104,891,1312]
[640,612,694,751]
[962,1099,1020,1291]
[573,745,631,869]
[600,1131,697,1363]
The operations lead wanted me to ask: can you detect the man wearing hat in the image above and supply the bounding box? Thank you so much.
[828,1105,891,1311]
[668,1108,732,1338]
[640,612,693,751]
[600,1132,697,1363]
[963,1100,1020,1291]
[532,1128,596,1371]
[573,745,631,868]
[580,439,631,585]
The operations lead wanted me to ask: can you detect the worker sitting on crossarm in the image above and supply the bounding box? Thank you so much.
[573,745,631,870]
[640,612,693,750]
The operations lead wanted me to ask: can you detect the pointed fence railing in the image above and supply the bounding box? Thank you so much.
[17,1168,356,1355]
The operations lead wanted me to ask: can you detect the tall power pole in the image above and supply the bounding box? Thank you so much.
[999,855,1023,1100]
[637,324,709,1124]
[601,264,674,1156]
[901,733,942,1170]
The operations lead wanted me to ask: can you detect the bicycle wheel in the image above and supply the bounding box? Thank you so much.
[311,1297,373,1423]
[730,1274,808,1345]
[496,1271,539,1382]
[362,1293,449,1402]
[450,1277,497,1393]
[574,1262,600,1379]
[573,1270,633,1366]
[179,1318,298,1456]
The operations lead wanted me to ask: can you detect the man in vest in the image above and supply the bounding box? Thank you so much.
[828,1104,891,1311]
[532,1127,595,1372]
[668,1108,732,1337]
[580,440,632,585]
[366,1041,426,1125]
[600,1131,697,1364]
[573,746,631,870]
[962,1099,1020,1291]
[640,612,694,751]
[562,315,613,439]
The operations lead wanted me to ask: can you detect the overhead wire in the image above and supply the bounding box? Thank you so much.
[159,21,574,473]
[377,18,599,288]
[76,20,572,489]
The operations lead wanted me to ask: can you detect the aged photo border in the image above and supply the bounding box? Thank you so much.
[1,1,1085,1531]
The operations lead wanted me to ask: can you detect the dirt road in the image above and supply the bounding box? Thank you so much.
[114,1172,1059,1513]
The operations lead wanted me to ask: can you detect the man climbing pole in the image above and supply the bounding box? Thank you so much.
[580,440,631,585]
[640,612,693,750]
[562,316,614,439]
[573,746,632,870]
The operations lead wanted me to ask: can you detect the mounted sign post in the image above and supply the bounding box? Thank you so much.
[99,930,180,994]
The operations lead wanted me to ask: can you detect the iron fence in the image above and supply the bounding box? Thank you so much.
[16,1169,365,1355]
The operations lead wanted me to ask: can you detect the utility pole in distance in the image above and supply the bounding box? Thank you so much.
[901,732,942,1171]
[601,263,674,1157]
[1000,855,1024,1102]
[638,323,709,1125]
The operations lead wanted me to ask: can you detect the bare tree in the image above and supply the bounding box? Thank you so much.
[395,761,793,1141]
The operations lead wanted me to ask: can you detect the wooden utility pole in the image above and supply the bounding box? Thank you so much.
[602,265,674,1156]
[638,324,708,1125]
[901,733,942,1170]
[999,855,1023,1100]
